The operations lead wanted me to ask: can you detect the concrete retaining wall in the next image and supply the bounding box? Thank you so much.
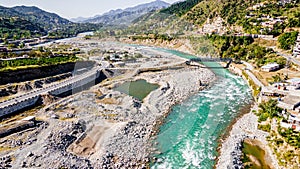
[0,96,39,117]
[49,70,99,96]
[0,69,102,118]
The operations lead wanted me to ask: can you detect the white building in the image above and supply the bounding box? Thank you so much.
[278,95,300,110]
[293,34,300,58]
[280,111,300,132]
[287,78,300,89]
[261,63,280,72]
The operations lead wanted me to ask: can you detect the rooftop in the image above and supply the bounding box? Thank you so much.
[261,63,279,69]
[282,95,300,106]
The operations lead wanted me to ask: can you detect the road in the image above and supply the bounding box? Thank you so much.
[276,51,300,67]
[0,66,101,109]
[268,46,300,67]
[242,61,265,88]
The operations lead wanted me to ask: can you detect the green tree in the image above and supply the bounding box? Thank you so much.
[278,31,299,50]
[259,99,282,119]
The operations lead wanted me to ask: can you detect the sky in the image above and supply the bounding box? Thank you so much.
[0,0,180,19]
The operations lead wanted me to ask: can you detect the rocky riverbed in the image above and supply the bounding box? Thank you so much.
[0,42,215,168]
[216,105,279,169]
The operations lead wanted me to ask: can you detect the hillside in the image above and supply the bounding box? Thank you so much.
[0,5,102,40]
[160,0,201,16]
[12,6,71,30]
[0,5,71,30]
[0,17,46,40]
[80,0,170,26]
[105,0,300,37]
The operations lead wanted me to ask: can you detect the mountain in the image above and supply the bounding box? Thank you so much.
[12,6,71,30]
[80,0,170,26]
[70,16,90,23]
[0,6,47,39]
[0,5,102,40]
[0,5,71,31]
[120,0,300,36]
[0,17,46,40]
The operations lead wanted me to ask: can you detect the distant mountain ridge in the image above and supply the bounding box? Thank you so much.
[72,0,170,25]
[0,5,71,30]
[0,5,101,40]
[12,6,71,29]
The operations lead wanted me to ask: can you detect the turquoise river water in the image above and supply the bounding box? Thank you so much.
[151,48,253,169]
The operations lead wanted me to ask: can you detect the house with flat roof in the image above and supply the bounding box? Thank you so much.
[293,34,300,58]
[287,78,300,89]
[261,63,280,72]
[278,95,300,110]
[281,110,300,132]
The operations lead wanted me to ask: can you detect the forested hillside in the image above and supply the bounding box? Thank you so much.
[0,5,102,40]
[160,0,201,16]
[0,17,46,39]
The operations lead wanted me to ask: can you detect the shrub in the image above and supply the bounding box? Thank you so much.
[258,124,271,132]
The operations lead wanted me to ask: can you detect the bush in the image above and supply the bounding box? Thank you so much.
[258,113,269,122]
[278,31,299,50]
[258,100,282,119]
[258,124,271,132]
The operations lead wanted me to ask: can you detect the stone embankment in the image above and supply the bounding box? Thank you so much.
[0,61,96,85]
[227,135,255,169]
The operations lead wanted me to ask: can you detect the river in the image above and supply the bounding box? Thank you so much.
[33,36,253,168]
[151,48,253,169]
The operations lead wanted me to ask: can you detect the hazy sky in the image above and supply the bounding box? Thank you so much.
[0,0,180,19]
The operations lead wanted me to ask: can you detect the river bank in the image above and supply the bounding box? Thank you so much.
[216,63,279,169]
[0,41,216,168]
[216,105,279,169]
[115,37,279,168]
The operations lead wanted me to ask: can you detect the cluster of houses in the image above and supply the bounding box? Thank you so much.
[260,77,300,131]
[278,0,295,6]
[245,1,294,32]
[258,56,300,131]
[200,17,226,35]
[293,33,300,58]
[245,12,287,30]
[0,36,51,52]
[102,48,141,66]
[248,0,295,10]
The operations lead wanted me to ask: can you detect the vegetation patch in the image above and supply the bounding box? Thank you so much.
[258,124,271,132]
[278,31,299,50]
[0,55,77,72]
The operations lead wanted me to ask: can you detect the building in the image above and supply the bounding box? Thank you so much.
[261,63,280,72]
[278,95,300,110]
[293,34,300,58]
[201,17,226,35]
[287,78,300,89]
[281,111,300,132]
